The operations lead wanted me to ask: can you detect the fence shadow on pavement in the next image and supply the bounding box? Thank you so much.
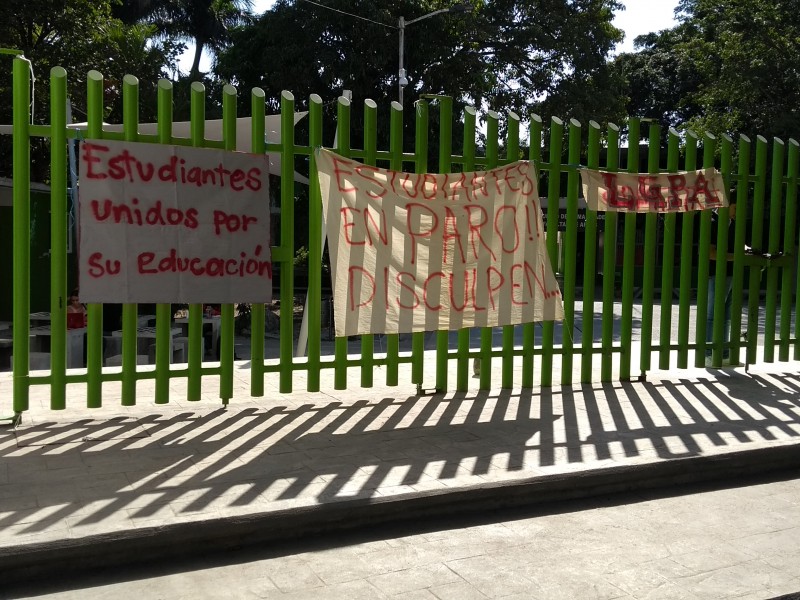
[2,371,799,545]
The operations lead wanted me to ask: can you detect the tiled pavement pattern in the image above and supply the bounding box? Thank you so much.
[1,353,800,583]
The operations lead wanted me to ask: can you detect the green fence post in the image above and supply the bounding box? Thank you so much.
[457,106,477,392]
[523,114,543,388]
[187,82,206,402]
[746,136,768,365]
[333,95,351,390]
[436,97,453,392]
[763,137,785,362]
[561,118,580,385]
[638,122,660,376]
[154,78,173,405]
[306,94,323,393]
[12,57,31,414]
[278,90,296,393]
[120,74,140,406]
[50,67,68,409]
[499,111,521,389]
[250,87,267,396]
[479,111,500,390]
[412,100,429,388]
[729,135,750,366]
[386,101,403,387]
[85,70,104,408]
[219,84,238,402]
[710,135,733,367]
[693,133,716,367]
[677,132,698,368]
[540,117,563,387]
[600,123,619,382]
[619,118,640,380]
[659,128,680,369]
[781,139,798,361]
[580,120,600,383]
[361,98,379,388]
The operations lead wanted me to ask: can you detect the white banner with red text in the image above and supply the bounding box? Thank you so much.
[78,139,272,303]
[580,168,727,212]
[316,148,564,337]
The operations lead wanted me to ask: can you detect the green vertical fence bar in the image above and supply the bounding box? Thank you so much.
[763,137,785,362]
[523,115,543,388]
[479,111,500,390]
[780,139,798,361]
[746,136,768,364]
[658,128,680,369]
[710,135,733,367]
[306,94,323,392]
[279,90,296,393]
[677,132,698,368]
[121,74,140,406]
[501,111,520,389]
[619,118,639,380]
[50,67,67,409]
[250,87,267,396]
[600,123,619,382]
[361,98,378,388]
[436,98,453,392]
[386,101,403,386]
[85,70,104,408]
[187,82,206,402]
[219,84,238,402]
[638,122,659,374]
[693,134,716,367]
[457,106,477,392]
[12,57,30,413]
[541,117,563,387]
[580,121,600,383]
[729,135,750,366]
[560,118,580,385]
[333,96,351,390]
[154,79,173,405]
[412,100,428,387]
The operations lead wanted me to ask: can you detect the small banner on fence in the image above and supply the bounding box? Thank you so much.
[78,139,272,303]
[580,168,727,212]
[316,148,564,337]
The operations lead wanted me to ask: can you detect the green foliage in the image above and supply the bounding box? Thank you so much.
[618,0,800,140]
[0,0,181,180]
[215,0,626,126]
[114,0,255,80]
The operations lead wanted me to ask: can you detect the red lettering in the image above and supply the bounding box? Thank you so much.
[81,142,109,179]
[348,266,375,312]
[406,203,438,265]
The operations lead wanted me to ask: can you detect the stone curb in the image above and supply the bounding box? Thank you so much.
[3,442,800,584]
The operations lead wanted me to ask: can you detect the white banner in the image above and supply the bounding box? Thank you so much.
[79,139,272,303]
[581,168,727,212]
[316,149,564,337]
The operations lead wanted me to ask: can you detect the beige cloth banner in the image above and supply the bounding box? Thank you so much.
[316,149,564,337]
[581,168,727,212]
[79,139,272,304]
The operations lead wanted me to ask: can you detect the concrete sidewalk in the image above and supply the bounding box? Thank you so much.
[1,355,800,584]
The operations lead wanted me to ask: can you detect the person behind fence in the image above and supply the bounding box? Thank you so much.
[706,202,737,366]
[66,289,87,329]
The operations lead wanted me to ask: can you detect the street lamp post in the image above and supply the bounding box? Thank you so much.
[397,4,468,104]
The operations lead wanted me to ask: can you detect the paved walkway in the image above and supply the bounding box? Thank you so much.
[1,353,800,584]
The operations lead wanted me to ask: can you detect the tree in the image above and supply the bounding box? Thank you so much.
[617,0,800,140]
[215,0,626,127]
[613,26,704,132]
[114,0,255,81]
[0,0,181,180]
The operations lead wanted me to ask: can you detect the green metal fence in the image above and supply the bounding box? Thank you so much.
[7,61,800,413]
